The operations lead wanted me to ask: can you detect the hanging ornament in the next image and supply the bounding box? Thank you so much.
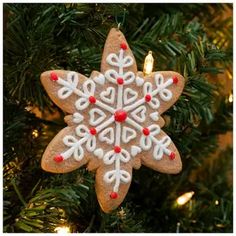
[40,28,185,213]
[143,51,154,75]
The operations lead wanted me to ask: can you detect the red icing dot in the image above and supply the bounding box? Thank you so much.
[120,42,127,50]
[110,192,118,199]
[114,146,121,153]
[169,152,175,160]
[90,128,97,135]
[54,154,64,163]
[89,96,96,104]
[50,72,58,81]
[145,94,152,102]
[114,110,127,122]
[172,76,178,84]
[142,127,150,136]
[117,77,124,85]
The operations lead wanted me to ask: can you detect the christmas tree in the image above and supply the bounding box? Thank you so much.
[3,3,233,233]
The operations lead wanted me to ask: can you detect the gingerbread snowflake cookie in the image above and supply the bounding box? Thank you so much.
[40,28,185,212]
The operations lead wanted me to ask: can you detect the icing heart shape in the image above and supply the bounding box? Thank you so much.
[94,148,104,159]
[131,105,146,123]
[122,126,137,143]
[148,97,160,109]
[135,76,144,86]
[123,88,138,105]
[98,127,114,145]
[150,112,159,121]
[94,73,105,85]
[89,108,106,126]
[100,87,115,104]
[131,145,142,156]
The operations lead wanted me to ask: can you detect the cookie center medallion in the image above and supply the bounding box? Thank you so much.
[114,110,127,122]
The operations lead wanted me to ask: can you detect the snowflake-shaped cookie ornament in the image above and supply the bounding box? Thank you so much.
[41,28,185,213]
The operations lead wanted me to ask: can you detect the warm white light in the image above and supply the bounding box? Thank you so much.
[143,51,154,75]
[215,200,219,205]
[32,129,39,138]
[228,93,233,103]
[176,191,194,205]
[54,226,70,234]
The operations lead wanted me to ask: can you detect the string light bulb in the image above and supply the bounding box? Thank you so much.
[32,129,39,138]
[228,92,233,103]
[143,51,154,75]
[54,226,70,234]
[176,191,194,206]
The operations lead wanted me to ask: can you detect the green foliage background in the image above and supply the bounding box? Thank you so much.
[3,3,233,233]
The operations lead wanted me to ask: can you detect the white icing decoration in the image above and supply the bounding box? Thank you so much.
[120,149,131,163]
[103,170,116,183]
[63,135,78,146]
[123,71,135,85]
[148,97,160,109]
[100,87,115,104]
[153,145,163,160]
[122,126,136,143]
[98,127,114,145]
[104,69,119,84]
[143,82,153,94]
[153,136,172,160]
[117,85,123,109]
[75,97,89,110]
[106,51,134,69]
[94,148,104,159]
[160,136,172,147]
[57,72,79,99]
[95,100,115,114]
[135,76,144,86]
[89,108,106,126]
[94,73,105,85]
[152,73,173,101]
[131,145,141,157]
[73,112,84,123]
[67,72,79,85]
[103,150,116,165]
[140,135,152,150]
[155,73,165,86]
[76,125,89,137]
[149,124,160,136]
[123,56,134,68]
[123,88,138,105]
[115,122,121,146]
[86,136,96,152]
[106,53,120,67]
[119,170,131,182]
[96,116,114,132]
[123,98,145,112]
[53,43,178,194]
[103,165,131,186]
[73,145,84,161]
[150,112,159,121]
[58,86,74,99]
[61,135,86,161]
[159,89,172,101]
[83,79,95,95]
[131,105,146,123]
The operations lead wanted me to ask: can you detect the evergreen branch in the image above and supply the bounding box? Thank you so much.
[11,179,27,207]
